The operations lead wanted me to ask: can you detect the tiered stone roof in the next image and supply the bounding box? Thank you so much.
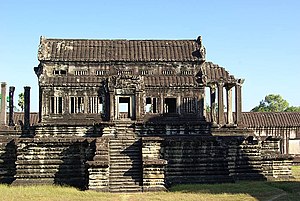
[38,37,203,62]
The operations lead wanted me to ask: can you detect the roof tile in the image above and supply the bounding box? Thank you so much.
[38,38,201,62]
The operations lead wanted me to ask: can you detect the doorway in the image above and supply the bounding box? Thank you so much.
[164,98,177,113]
[118,97,131,119]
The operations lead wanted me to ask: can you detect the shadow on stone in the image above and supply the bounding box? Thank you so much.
[0,139,17,184]
[54,140,91,190]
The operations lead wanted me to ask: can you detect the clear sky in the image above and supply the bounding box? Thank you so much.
[0,0,299,112]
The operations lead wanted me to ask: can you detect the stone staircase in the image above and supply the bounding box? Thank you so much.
[0,138,16,184]
[108,122,143,192]
[12,138,90,189]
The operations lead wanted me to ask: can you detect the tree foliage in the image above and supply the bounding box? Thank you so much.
[18,93,24,111]
[284,106,300,112]
[251,94,300,112]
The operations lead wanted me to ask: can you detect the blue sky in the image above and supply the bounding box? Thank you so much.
[0,0,299,112]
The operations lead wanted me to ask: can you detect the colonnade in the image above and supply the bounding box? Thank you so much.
[208,79,244,126]
[0,82,31,129]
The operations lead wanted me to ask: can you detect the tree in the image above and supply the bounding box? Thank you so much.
[251,94,300,112]
[284,106,300,112]
[18,93,24,111]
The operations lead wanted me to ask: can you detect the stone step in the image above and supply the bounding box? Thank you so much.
[110,155,141,163]
[15,164,85,169]
[15,168,84,175]
[109,182,142,187]
[15,159,69,165]
[109,140,138,144]
[109,151,141,156]
[109,180,142,185]
[14,172,86,178]
[109,181,142,187]
[109,186,142,193]
[110,168,141,173]
[109,165,141,170]
[110,165,141,170]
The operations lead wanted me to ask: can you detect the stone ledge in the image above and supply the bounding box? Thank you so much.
[262,154,294,160]
[143,159,167,165]
[86,161,109,167]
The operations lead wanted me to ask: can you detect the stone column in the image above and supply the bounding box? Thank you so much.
[38,86,42,123]
[109,91,114,121]
[160,94,164,114]
[135,92,141,120]
[226,85,233,125]
[8,86,15,126]
[177,95,181,114]
[210,84,216,124]
[235,80,244,125]
[0,82,7,126]
[24,86,31,130]
[217,82,225,125]
[199,94,205,118]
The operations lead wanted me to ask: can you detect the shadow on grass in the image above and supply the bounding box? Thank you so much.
[169,180,300,201]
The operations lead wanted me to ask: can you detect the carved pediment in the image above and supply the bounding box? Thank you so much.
[108,75,144,91]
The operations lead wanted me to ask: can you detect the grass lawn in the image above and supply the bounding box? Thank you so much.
[0,166,299,201]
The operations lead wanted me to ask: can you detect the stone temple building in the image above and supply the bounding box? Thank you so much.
[0,36,296,192]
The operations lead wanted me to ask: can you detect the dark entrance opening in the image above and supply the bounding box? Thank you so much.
[165,98,177,113]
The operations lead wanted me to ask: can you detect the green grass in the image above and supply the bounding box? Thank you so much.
[0,166,299,201]
[0,185,258,201]
[292,165,300,179]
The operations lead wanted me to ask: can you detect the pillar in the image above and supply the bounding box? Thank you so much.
[109,91,114,121]
[235,80,244,125]
[217,82,225,125]
[226,86,233,125]
[199,94,204,118]
[177,95,181,114]
[135,92,141,120]
[24,86,31,130]
[0,82,7,126]
[160,94,164,114]
[210,84,216,124]
[8,86,15,126]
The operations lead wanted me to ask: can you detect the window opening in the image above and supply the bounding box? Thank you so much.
[182,97,195,113]
[95,70,107,76]
[50,96,63,114]
[145,97,157,113]
[164,98,176,113]
[162,70,173,75]
[145,97,151,112]
[88,96,103,113]
[153,98,157,113]
[60,70,67,75]
[70,97,84,113]
[53,70,67,75]
[140,70,149,75]
[118,71,132,75]
[74,70,88,75]
[180,70,193,75]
